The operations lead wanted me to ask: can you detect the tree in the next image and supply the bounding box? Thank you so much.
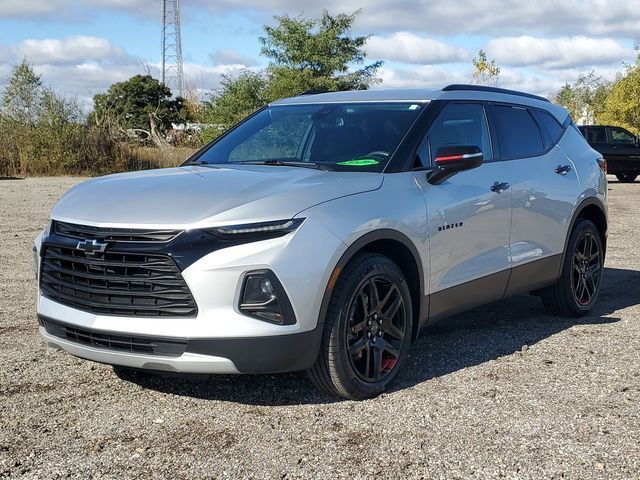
[471,50,500,86]
[1,58,45,124]
[554,72,611,124]
[260,10,382,97]
[198,11,382,138]
[91,74,190,148]
[599,52,640,135]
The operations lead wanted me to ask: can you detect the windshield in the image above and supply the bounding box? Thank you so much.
[189,102,425,172]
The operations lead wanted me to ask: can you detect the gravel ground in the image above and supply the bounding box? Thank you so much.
[0,176,639,479]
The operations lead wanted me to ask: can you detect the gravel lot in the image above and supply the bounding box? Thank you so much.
[1,176,639,479]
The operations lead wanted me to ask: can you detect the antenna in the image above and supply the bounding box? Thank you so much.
[161,0,185,97]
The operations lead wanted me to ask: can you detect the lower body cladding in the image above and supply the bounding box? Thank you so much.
[38,316,322,374]
[35,217,346,374]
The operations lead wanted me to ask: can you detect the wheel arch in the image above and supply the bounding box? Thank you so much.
[318,229,425,341]
[562,197,608,272]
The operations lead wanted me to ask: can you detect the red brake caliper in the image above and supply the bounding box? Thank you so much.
[381,357,397,371]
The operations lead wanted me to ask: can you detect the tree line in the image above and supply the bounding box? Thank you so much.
[1,10,639,177]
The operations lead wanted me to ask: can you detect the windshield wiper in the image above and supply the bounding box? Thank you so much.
[238,160,331,171]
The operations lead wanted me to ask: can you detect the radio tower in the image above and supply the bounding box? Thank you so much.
[161,0,185,97]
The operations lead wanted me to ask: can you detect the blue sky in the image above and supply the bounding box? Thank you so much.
[0,0,637,107]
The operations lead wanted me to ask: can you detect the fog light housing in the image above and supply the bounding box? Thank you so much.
[239,270,295,325]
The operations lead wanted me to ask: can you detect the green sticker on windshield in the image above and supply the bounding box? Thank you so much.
[336,158,380,166]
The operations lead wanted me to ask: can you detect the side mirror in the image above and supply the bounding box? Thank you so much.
[427,145,484,185]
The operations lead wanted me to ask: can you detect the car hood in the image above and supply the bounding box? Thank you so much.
[51,165,383,228]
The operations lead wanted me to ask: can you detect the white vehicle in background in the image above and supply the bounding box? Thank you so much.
[35,85,608,399]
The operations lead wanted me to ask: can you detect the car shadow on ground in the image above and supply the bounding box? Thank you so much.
[115,267,639,405]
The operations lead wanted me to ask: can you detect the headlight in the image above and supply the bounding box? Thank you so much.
[239,270,296,325]
[206,218,305,239]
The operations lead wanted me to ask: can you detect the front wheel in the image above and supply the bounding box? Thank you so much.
[308,253,413,400]
[616,173,638,183]
[542,219,603,317]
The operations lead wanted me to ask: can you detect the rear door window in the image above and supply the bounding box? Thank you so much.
[492,105,545,159]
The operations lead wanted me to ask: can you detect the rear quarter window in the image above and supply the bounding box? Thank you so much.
[531,109,564,147]
[492,105,545,159]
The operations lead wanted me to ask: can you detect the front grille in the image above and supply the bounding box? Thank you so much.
[40,246,198,317]
[40,317,187,357]
[54,220,181,243]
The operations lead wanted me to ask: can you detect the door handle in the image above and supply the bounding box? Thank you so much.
[490,181,510,193]
[555,165,572,175]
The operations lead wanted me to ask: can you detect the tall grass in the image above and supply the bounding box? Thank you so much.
[0,118,196,177]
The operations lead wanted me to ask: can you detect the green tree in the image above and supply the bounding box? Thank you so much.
[1,58,45,124]
[599,53,640,134]
[199,70,269,141]
[472,50,500,86]
[261,10,382,97]
[198,10,382,138]
[555,72,611,124]
[91,74,190,148]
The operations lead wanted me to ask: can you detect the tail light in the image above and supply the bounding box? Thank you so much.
[597,158,607,174]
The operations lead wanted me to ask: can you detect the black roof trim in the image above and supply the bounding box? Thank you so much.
[442,84,551,103]
[299,88,329,96]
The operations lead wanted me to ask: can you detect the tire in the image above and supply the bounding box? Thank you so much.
[307,253,413,400]
[616,173,638,183]
[542,219,603,317]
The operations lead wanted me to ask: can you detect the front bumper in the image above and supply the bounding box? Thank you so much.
[39,316,322,374]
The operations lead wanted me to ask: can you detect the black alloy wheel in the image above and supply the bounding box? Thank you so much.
[543,219,604,317]
[346,275,407,383]
[571,231,602,306]
[308,253,413,400]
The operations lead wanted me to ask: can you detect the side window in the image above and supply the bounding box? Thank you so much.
[492,105,545,159]
[609,127,635,144]
[531,109,564,147]
[424,103,492,165]
[587,127,606,143]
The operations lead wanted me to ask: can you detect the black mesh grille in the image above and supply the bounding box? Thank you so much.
[54,220,181,243]
[40,246,197,317]
[40,317,186,357]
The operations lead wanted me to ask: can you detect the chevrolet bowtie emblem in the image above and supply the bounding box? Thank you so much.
[76,239,108,255]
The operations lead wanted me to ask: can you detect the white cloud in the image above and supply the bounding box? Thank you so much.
[195,0,640,37]
[12,36,133,66]
[0,36,249,107]
[4,0,640,38]
[376,65,466,89]
[486,36,634,70]
[367,33,468,65]
[209,48,257,67]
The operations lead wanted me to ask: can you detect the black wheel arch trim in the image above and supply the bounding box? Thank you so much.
[317,229,425,340]
[560,196,607,275]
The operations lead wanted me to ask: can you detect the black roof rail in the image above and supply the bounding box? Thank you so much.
[442,84,551,103]
[299,88,329,96]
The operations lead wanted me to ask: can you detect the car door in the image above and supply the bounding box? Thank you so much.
[489,105,581,296]
[606,126,640,172]
[415,102,512,319]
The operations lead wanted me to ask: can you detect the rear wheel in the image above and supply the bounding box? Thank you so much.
[308,253,412,400]
[616,173,638,183]
[542,219,603,317]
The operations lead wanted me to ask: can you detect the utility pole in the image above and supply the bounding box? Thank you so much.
[161,0,185,97]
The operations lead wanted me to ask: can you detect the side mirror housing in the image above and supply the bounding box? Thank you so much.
[427,145,484,185]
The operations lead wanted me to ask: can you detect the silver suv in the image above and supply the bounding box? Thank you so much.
[34,85,608,400]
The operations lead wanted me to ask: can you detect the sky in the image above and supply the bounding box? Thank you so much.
[0,0,638,108]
